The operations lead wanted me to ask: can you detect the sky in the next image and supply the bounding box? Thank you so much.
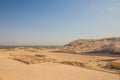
[0,0,120,46]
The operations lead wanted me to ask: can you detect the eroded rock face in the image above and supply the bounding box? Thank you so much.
[60,37,120,54]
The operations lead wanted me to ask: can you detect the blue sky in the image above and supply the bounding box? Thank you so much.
[0,0,120,45]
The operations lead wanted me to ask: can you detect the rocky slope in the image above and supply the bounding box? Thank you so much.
[60,37,120,54]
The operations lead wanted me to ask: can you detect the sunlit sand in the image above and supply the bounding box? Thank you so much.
[0,48,119,80]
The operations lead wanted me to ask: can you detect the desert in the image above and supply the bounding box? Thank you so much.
[1,0,120,80]
[0,38,120,80]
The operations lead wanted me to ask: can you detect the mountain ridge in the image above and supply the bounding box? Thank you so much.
[60,37,120,54]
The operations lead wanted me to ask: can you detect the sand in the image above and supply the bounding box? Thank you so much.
[0,48,120,80]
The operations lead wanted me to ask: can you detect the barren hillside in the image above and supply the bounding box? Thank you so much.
[60,37,120,54]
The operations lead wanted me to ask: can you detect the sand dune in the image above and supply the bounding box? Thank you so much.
[0,59,119,80]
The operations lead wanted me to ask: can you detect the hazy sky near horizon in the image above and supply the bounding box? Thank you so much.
[0,0,120,45]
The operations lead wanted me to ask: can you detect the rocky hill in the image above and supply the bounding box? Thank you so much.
[60,37,120,54]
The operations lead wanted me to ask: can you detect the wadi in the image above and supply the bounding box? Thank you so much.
[0,37,120,80]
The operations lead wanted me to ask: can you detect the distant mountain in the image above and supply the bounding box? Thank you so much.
[60,37,120,54]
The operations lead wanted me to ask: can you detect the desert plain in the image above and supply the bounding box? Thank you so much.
[0,47,120,80]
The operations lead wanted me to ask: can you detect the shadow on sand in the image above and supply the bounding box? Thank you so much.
[51,50,120,57]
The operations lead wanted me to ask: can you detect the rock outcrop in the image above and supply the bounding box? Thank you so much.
[60,37,120,54]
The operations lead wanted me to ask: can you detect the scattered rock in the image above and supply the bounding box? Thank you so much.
[59,61,86,67]
[13,55,56,64]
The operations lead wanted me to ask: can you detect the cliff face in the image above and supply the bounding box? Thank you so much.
[60,37,120,54]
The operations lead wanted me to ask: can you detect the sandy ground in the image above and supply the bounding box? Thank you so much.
[0,48,120,80]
